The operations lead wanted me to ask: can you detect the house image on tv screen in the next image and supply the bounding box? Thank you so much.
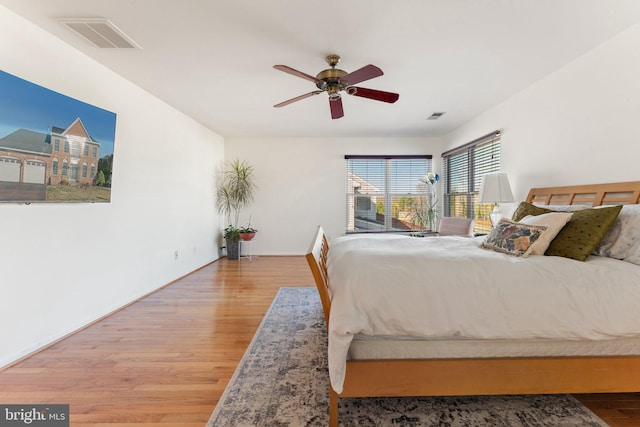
[0,117,104,202]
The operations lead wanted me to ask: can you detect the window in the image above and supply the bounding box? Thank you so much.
[355,196,372,211]
[345,155,433,233]
[54,139,60,151]
[90,163,96,178]
[64,141,69,153]
[52,159,58,176]
[442,131,501,233]
[62,160,68,176]
[82,162,88,178]
[71,142,81,158]
[83,144,89,157]
[92,147,97,157]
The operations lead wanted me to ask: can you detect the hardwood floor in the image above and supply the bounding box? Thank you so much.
[0,256,638,426]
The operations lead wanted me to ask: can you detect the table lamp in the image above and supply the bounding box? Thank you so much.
[477,173,514,227]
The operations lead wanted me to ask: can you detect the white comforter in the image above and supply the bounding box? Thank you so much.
[327,234,640,393]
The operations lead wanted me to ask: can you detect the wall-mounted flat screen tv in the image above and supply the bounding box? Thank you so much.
[0,70,116,203]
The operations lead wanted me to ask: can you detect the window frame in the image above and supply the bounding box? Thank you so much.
[345,155,433,234]
[441,131,502,233]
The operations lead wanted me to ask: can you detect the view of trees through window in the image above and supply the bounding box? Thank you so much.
[447,193,494,233]
[442,132,501,234]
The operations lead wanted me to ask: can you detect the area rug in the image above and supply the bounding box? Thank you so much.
[206,287,608,427]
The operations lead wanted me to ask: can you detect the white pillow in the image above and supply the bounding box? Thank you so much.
[519,212,573,255]
[533,203,590,212]
[594,204,640,265]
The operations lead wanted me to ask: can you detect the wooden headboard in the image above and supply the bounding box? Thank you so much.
[526,181,640,207]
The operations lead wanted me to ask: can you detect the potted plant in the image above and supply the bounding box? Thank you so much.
[216,159,256,259]
[238,218,258,241]
[238,226,257,241]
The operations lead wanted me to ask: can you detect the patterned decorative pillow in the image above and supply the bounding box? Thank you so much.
[519,212,573,255]
[594,204,640,265]
[545,205,623,261]
[481,219,548,257]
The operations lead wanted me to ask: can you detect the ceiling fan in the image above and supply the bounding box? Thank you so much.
[273,54,399,119]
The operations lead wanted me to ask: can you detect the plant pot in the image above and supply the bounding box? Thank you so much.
[225,233,241,260]
[239,232,256,241]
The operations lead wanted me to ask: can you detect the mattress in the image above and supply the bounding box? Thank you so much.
[348,334,640,360]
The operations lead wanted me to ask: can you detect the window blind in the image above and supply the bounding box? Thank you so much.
[442,131,501,233]
[345,155,433,233]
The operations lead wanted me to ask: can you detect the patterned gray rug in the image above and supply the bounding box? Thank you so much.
[207,287,608,427]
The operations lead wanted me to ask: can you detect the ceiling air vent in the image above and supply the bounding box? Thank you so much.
[427,112,445,120]
[59,18,141,49]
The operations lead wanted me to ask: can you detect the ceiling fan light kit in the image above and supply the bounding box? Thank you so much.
[274,54,399,119]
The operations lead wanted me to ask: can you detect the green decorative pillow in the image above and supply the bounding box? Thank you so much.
[545,205,623,261]
[481,219,548,257]
[511,202,552,222]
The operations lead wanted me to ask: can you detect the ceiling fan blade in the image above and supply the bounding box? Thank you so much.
[274,91,323,108]
[349,86,399,103]
[274,65,323,84]
[341,64,383,86]
[329,97,344,119]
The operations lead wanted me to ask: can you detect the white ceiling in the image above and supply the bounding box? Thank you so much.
[2,0,640,138]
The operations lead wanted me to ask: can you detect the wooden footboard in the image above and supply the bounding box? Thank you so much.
[305,217,640,427]
[306,225,331,328]
[341,357,640,397]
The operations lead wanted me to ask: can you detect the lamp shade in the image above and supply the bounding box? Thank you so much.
[477,173,514,204]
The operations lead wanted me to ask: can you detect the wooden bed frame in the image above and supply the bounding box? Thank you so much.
[306,181,640,427]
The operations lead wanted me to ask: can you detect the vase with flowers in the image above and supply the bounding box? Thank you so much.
[411,172,440,233]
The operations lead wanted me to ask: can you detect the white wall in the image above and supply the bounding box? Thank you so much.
[0,6,224,367]
[228,22,640,254]
[443,21,640,213]
[225,136,443,254]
